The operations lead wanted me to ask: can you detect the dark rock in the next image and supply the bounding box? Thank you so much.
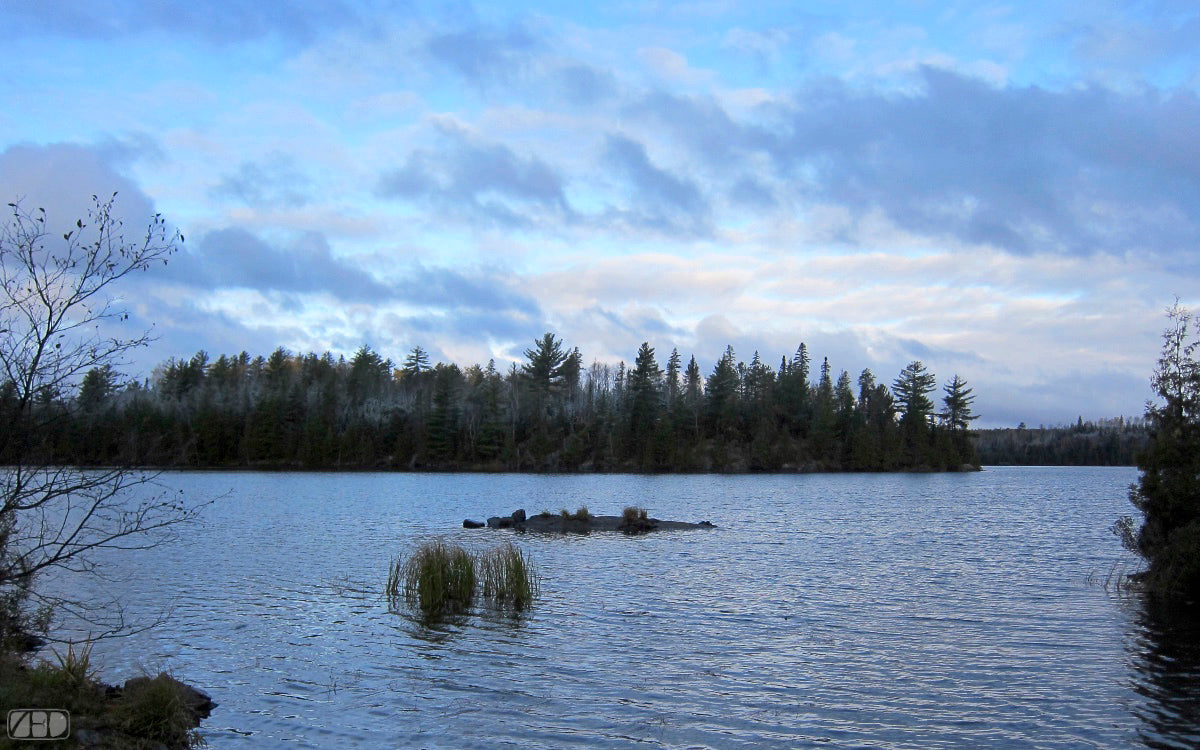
[511,508,526,523]
[462,519,485,529]
[486,516,502,528]
[506,513,717,533]
[486,516,514,528]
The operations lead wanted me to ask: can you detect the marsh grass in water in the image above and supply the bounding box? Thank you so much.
[388,539,477,617]
[388,539,540,621]
[479,542,539,611]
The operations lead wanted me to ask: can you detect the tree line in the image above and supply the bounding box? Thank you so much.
[973,418,1148,466]
[1,334,979,473]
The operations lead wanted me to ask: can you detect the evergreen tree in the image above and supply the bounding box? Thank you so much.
[706,346,740,438]
[939,375,978,430]
[426,364,462,464]
[779,343,811,437]
[404,346,431,376]
[522,333,567,426]
[940,374,980,466]
[78,365,116,412]
[893,360,937,465]
[665,348,682,407]
[627,342,663,464]
[1121,304,1200,598]
[810,357,837,460]
[681,355,703,443]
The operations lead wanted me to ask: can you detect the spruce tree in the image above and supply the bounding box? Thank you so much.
[1122,304,1200,599]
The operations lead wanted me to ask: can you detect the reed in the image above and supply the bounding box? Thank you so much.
[479,542,539,611]
[387,539,540,619]
[388,539,477,617]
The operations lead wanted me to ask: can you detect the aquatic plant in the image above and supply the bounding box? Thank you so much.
[388,539,540,619]
[479,542,539,611]
[388,539,477,617]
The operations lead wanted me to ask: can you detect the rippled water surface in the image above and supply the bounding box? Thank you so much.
[59,467,1200,748]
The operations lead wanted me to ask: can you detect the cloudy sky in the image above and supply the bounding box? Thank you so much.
[2,1,1198,427]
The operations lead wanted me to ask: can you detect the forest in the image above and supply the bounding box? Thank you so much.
[973,418,1147,466]
[1,334,981,473]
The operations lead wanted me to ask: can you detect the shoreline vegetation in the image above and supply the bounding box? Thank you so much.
[0,643,214,750]
[9,334,983,473]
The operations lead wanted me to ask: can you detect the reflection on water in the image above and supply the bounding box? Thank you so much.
[42,467,1200,748]
[1128,598,1200,749]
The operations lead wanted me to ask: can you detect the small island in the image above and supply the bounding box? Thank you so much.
[464,507,716,534]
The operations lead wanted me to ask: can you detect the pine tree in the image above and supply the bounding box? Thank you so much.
[940,375,980,467]
[893,360,938,466]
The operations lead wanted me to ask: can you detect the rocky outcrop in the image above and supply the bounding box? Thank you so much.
[464,509,716,534]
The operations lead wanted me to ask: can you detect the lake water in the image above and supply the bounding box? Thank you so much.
[53,467,1200,748]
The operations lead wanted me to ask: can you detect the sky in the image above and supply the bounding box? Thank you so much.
[2,1,1198,428]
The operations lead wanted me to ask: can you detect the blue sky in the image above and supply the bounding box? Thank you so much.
[2,1,1198,427]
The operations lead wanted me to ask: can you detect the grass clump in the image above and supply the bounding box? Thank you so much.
[387,539,540,621]
[619,505,655,534]
[388,539,477,617]
[0,642,106,718]
[619,504,657,532]
[559,505,591,522]
[622,506,649,523]
[479,542,540,611]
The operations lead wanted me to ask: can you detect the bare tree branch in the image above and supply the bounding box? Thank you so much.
[1,194,200,647]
